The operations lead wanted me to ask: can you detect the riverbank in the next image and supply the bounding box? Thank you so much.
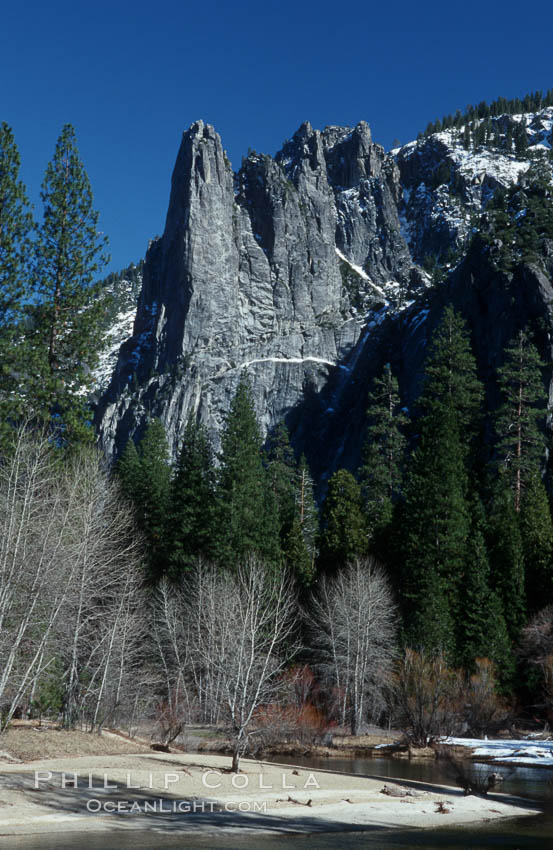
[0,751,541,839]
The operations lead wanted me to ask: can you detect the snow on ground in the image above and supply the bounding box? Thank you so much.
[399,109,553,190]
[447,143,530,187]
[444,737,553,767]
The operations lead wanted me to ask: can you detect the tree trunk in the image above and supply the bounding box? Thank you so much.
[231,744,241,773]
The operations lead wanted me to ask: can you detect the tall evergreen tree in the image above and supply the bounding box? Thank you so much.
[495,329,546,512]
[487,486,526,641]
[459,497,512,680]
[0,124,33,439]
[399,306,482,657]
[285,517,315,586]
[217,377,280,566]
[30,124,109,444]
[400,408,470,658]
[168,417,217,577]
[295,456,319,560]
[264,423,297,548]
[360,363,408,536]
[418,305,483,436]
[139,419,171,576]
[117,437,141,500]
[519,472,553,612]
[319,469,367,570]
[284,455,318,585]
[118,419,171,581]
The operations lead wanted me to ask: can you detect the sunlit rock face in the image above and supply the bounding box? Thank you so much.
[96,110,553,481]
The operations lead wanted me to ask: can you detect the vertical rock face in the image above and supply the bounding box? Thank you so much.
[97,119,417,461]
[96,109,553,478]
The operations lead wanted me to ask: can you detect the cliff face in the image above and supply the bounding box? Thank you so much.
[96,109,553,478]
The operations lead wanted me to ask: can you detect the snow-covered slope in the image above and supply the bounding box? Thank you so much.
[92,264,142,397]
[395,107,553,265]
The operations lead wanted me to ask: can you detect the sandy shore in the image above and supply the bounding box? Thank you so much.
[0,751,541,839]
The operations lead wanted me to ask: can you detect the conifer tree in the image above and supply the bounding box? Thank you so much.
[168,416,217,577]
[487,487,526,641]
[319,469,367,570]
[418,305,483,436]
[118,419,171,581]
[295,456,319,560]
[217,377,280,566]
[459,498,493,664]
[284,455,318,585]
[117,437,141,500]
[399,307,482,657]
[137,419,171,580]
[400,408,470,657]
[495,329,545,512]
[285,517,315,586]
[514,124,528,156]
[519,472,553,612]
[264,423,297,549]
[30,124,109,444]
[459,497,512,679]
[0,124,33,439]
[360,363,408,536]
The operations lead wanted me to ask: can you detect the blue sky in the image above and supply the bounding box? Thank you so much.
[2,1,553,273]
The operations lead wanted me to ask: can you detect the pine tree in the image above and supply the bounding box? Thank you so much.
[319,469,367,570]
[519,472,553,612]
[418,305,483,436]
[459,498,493,665]
[0,124,33,440]
[284,517,315,586]
[514,124,528,156]
[400,408,470,658]
[295,456,319,560]
[360,363,408,536]
[117,437,141,500]
[119,419,171,581]
[284,454,318,585]
[168,417,217,577]
[217,377,280,566]
[495,329,545,512]
[487,486,526,641]
[459,497,512,679]
[398,307,482,657]
[264,423,297,549]
[30,124,109,444]
[139,419,171,568]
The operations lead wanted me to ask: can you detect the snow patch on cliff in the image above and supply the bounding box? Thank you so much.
[239,355,348,371]
[93,307,137,392]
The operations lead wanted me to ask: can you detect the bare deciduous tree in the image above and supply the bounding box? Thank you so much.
[307,557,397,735]
[185,558,298,771]
[0,428,147,733]
[390,648,464,746]
[53,449,146,731]
[463,659,507,737]
[0,429,76,726]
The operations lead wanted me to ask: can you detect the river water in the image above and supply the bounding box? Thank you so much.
[3,755,552,849]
